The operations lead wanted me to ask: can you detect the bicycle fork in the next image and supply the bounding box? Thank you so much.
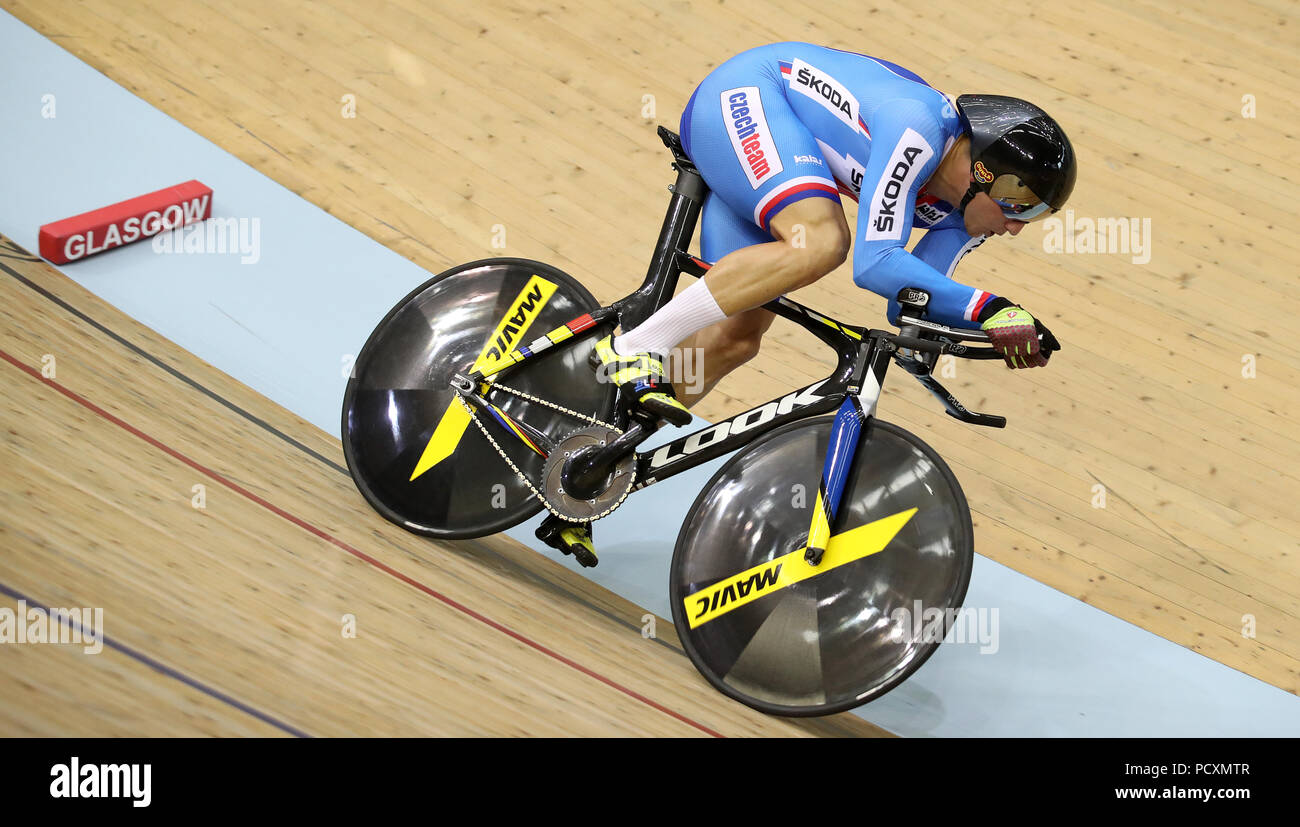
[803,344,887,565]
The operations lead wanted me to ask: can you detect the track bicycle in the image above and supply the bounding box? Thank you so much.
[341,128,1055,715]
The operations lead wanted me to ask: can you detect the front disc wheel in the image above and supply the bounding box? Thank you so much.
[669,416,974,716]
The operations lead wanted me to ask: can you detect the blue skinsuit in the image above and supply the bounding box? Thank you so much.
[679,42,998,328]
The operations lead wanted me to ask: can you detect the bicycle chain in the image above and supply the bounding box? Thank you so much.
[457,380,631,524]
[488,379,620,433]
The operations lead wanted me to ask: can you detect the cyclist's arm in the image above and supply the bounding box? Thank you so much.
[852,100,1000,329]
[896,213,990,321]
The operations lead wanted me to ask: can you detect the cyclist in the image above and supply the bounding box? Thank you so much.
[593,41,1075,425]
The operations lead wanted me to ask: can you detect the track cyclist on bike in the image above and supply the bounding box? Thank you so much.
[594,42,1076,424]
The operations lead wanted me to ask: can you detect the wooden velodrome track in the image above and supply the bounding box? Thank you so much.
[1,0,1297,734]
[0,236,887,736]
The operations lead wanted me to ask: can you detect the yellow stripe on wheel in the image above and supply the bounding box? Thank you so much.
[409,275,557,481]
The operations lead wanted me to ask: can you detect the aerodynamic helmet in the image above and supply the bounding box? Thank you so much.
[956,94,1077,222]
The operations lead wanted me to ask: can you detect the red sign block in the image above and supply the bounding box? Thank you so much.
[38,180,214,264]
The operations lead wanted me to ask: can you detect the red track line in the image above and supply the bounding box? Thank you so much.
[0,348,724,738]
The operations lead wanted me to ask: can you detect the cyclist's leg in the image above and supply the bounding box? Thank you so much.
[701,195,848,314]
[617,57,847,362]
[674,306,775,407]
[670,191,774,406]
[673,197,845,406]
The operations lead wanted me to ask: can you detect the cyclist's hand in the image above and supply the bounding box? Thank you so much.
[980,304,1050,369]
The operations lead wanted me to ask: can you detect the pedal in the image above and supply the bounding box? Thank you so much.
[535,516,599,568]
[559,526,598,568]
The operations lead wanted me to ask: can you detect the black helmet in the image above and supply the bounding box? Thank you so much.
[956,94,1077,222]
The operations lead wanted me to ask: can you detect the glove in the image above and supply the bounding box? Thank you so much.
[978,298,1054,369]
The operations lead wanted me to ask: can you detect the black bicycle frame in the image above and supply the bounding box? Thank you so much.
[630,294,880,490]
[465,126,1008,559]
[603,128,903,496]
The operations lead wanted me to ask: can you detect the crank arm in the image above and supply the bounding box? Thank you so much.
[560,419,651,501]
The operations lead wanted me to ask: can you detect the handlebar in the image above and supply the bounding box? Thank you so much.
[888,334,945,354]
[896,315,989,343]
[873,297,1056,431]
[875,318,992,359]
[891,314,1060,360]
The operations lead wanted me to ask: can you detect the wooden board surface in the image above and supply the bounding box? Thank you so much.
[1,0,1296,728]
[0,236,888,736]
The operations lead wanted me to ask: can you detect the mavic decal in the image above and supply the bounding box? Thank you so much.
[684,508,916,628]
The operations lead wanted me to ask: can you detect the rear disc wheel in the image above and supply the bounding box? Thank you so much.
[341,258,615,539]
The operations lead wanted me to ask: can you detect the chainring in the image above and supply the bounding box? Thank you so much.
[539,425,636,522]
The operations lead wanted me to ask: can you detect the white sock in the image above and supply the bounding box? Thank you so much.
[613,278,727,357]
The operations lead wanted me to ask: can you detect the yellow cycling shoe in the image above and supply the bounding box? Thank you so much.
[590,335,692,427]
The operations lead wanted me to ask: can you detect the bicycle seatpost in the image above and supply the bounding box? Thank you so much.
[619,129,708,331]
